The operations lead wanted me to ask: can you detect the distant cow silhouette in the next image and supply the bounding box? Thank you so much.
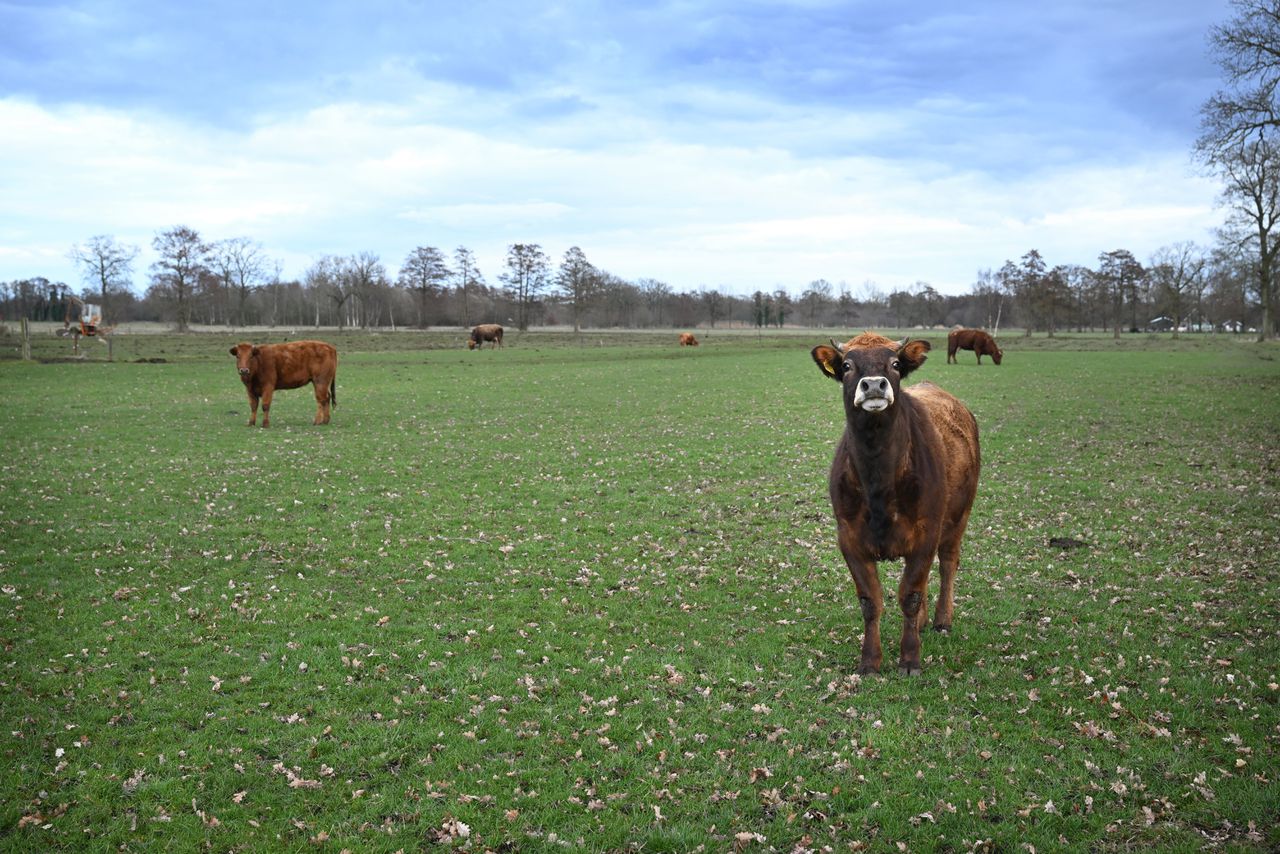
[468,324,504,350]
[947,328,1002,365]
[811,332,981,675]
[230,340,337,428]
[678,332,699,346]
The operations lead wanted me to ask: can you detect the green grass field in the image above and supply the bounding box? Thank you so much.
[1,328,1277,852]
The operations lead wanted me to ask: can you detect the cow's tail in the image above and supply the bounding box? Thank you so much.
[330,376,337,410]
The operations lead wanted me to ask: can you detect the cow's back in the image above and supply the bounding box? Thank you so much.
[266,341,336,389]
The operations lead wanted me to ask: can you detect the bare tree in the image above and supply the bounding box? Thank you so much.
[398,246,451,328]
[800,279,833,326]
[1055,264,1092,332]
[555,246,599,333]
[836,282,858,327]
[968,270,1003,330]
[596,272,639,326]
[1096,249,1145,339]
[501,243,550,331]
[150,226,209,332]
[701,287,727,328]
[346,252,389,329]
[1198,0,1280,159]
[772,288,791,328]
[210,237,267,328]
[453,246,484,328]
[305,255,347,329]
[1215,132,1280,339]
[69,235,138,326]
[266,260,283,327]
[639,278,672,326]
[1149,243,1207,337]
[915,282,945,328]
[1197,2,1280,339]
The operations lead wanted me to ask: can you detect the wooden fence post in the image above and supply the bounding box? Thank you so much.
[21,318,32,360]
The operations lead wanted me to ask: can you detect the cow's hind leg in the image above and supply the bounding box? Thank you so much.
[934,517,970,632]
[933,548,958,633]
[313,377,331,425]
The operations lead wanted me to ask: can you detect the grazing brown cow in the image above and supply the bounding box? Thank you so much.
[229,340,337,428]
[812,332,980,675]
[947,328,1003,365]
[678,332,699,347]
[468,324,504,350]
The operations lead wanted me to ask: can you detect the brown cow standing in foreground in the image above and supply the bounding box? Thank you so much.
[468,324,504,350]
[678,332,699,346]
[812,332,981,675]
[947,328,1003,365]
[230,340,337,428]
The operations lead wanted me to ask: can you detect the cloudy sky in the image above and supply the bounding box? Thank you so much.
[1,0,1230,296]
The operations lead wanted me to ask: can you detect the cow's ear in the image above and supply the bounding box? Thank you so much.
[229,346,238,356]
[812,345,844,380]
[896,339,931,377]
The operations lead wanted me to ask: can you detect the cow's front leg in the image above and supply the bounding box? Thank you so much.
[855,587,884,675]
[897,556,933,675]
[246,392,259,427]
[260,386,275,428]
[838,522,883,674]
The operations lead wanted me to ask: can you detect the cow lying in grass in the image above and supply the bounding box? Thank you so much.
[811,332,981,674]
[230,340,337,428]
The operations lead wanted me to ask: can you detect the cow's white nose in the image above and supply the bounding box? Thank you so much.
[853,375,894,410]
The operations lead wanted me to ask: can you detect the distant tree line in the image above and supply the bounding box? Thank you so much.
[0,229,1271,336]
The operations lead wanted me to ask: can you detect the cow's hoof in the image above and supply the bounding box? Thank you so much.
[855,664,881,676]
[933,624,951,634]
[898,664,922,676]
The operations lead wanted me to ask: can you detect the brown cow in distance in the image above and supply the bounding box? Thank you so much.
[812,332,980,675]
[468,324,504,350]
[947,328,1003,365]
[678,332,699,346]
[230,340,337,428]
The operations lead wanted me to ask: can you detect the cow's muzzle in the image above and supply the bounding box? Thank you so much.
[853,375,894,412]
[238,368,251,377]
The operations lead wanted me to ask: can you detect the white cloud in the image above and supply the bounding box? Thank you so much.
[0,78,1224,295]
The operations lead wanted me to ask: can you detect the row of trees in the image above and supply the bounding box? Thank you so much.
[0,231,1271,336]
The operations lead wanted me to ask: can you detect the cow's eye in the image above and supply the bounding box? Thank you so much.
[890,359,900,371]
[842,361,853,372]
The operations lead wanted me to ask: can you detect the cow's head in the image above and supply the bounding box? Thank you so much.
[467,338,478,350]
[812,336,930,416]
[991,345,1003,366]
[229,342,260,377]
